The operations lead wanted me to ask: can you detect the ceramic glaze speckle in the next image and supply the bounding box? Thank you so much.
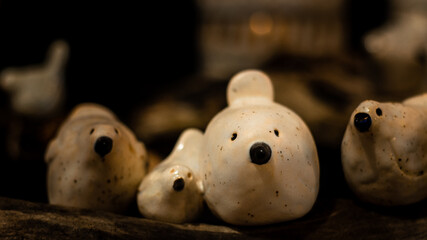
[0,40,68,117]
[342,94,427,205]
[202,70,319,225]
[45,103,147,213]
[137,129,204,223]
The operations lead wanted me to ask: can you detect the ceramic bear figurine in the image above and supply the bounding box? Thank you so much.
[342,94,427,205]
[137,128,204,223]
[201,70,319,225]
[45,103,147,213]
[0,40,68,117]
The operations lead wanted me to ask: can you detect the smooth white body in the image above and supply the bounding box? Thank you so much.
[201,70,319,225]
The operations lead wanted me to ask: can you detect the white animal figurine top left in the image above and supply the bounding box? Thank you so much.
[45,103,147,213]
[0,40,68,117]
[201,70,320,225]
[137,128,204,223]
[342,94,427,205]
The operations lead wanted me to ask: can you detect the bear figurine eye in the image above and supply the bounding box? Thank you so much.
[354,112,372,132]
[231,133,237,141]
[173,177,185,192]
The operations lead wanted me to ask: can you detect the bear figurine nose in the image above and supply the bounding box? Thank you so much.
[94,136,113,157]
[250,142,272,165]
[354,112,371,132]
[173,177,185,192]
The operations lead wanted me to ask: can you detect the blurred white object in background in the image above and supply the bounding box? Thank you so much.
[0,40,69,117]
[364,0,427,97]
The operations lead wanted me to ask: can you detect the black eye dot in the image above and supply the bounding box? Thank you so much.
[231,133,237,141]
[173,178,185,192]
[376,108,382,116]
[90,128,94,135]
[354,113,372,132]
[274,129,279,137]
[114,128,119,134]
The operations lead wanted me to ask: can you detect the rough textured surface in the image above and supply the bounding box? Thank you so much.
[1,196,427,239]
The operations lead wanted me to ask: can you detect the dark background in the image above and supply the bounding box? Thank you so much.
[0,0,390,206]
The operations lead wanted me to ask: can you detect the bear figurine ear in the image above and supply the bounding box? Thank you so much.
[227,70,274,106]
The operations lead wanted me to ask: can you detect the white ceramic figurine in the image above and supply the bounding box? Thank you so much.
[45,103,147,213]
[137,128,204,223]
[201,70,319,225]
[0,40,69,117]
[342,94,427,205]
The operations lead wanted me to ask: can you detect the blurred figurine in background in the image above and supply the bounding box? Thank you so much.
[45,103,148,213]
[0,40,68,117]
[0,40,69,160]
[364,0,427,97]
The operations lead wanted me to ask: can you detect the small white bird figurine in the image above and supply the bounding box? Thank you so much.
[137,128,204,223]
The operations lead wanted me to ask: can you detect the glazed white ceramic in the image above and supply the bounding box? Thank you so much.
[45,103,147,213]
[201,70,319,225]
[342,94,427,205]
[137,129,204,223]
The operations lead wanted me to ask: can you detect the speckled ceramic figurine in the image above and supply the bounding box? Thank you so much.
[201,70,319,225]
[0,40,68,117]
[45,103,147,213]
[342,94,427,205]
[137,129,204,223]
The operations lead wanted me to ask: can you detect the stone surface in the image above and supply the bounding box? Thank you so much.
[1,196,427,239]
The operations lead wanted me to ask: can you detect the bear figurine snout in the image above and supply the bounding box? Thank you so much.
[94,136,113,157]
[250,142,271,165]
